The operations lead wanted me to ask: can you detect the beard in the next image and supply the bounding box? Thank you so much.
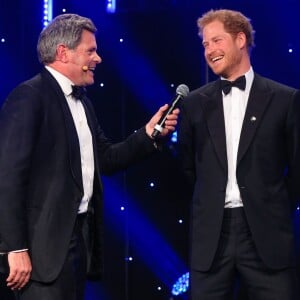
[206,50,243,79]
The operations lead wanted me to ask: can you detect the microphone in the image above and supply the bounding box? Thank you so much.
[151,84,189,139]
[82,66,89,72]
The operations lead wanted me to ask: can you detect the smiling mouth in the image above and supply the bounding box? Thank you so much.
[211,55,224,63]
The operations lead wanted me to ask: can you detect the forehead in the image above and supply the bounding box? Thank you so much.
[78,30,97,46]
[202,20,227,39]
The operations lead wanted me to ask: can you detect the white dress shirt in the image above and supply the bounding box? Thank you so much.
[222,67,254,208]
[46,66,94,214]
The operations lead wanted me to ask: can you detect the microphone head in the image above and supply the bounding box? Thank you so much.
[176,84,189,97]
[82,66,89,72]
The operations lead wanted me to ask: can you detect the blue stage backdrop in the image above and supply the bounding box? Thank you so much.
[0,1,300,300]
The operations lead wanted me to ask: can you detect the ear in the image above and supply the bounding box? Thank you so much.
[236,32,247,50]
[56,44,69,63]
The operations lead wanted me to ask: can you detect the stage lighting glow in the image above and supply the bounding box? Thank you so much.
[43,0,53,27]
[1,38,5,43]
[171,131,177,143]
[171,272,189,296]
[150,182,155,187]
[107,0,116,13]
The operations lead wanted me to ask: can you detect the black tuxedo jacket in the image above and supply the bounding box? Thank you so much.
[179,73,300,272]
[0,68,156,282]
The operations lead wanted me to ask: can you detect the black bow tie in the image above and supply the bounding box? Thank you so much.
[221,75,246,95]
[71,85,86,100]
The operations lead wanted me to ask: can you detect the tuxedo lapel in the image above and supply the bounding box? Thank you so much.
[237,75,273,165]
[201,81,227,172]
[60,96,83,192]
[42,69,83,193]
[80,96,102,181]
[80,96,95,141]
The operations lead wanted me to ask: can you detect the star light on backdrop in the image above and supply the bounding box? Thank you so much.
[104,31,172,112]
[102,177,188,293]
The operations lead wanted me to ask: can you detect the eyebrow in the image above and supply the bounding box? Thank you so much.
[202,34,225,45]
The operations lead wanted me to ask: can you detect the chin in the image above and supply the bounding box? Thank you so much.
[208,63,220,74]
[86,79,94,86]
[211,68,223,77]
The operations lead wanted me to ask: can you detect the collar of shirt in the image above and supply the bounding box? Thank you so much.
[45,65,74,97]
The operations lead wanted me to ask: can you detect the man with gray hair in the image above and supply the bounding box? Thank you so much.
[0,13,179,300]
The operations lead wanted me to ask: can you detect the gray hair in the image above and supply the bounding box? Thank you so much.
[37,14,97,64]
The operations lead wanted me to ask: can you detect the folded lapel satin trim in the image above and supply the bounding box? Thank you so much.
[201,83,228,173]
[79,97,104,194]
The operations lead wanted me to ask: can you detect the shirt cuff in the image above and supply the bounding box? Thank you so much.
[10,249,28,253]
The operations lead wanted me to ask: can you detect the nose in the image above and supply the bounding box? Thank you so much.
[205,44,214,56]
[95,53,102,64]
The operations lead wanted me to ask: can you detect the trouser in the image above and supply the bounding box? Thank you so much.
[190,208,299,300]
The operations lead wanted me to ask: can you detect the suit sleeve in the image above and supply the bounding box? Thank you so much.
[286,89,300,209]
[0,84,41,251]
[83,98,158,175]
[178,100,196,189]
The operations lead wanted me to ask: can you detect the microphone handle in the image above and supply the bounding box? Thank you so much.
[151,94,181,139]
